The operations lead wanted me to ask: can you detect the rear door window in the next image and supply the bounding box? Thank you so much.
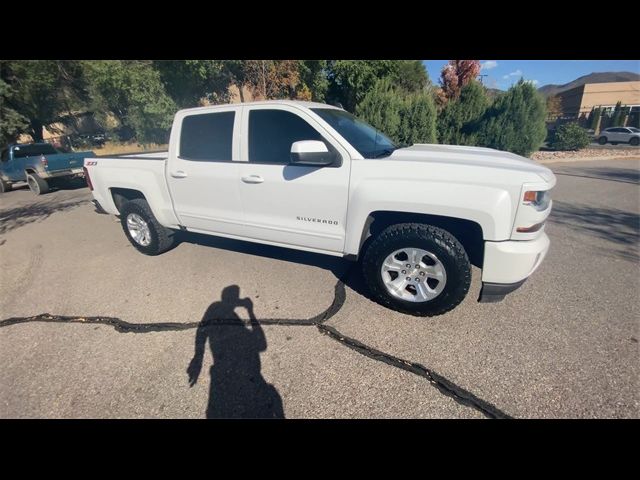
[180,111,235,161]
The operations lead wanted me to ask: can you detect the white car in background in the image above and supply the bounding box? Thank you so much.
[597,127,640,146]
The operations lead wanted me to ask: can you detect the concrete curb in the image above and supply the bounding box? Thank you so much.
[534,155,640,165]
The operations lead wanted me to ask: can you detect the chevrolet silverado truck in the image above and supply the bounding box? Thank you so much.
[1,143,96,195]
[84,101,556,316]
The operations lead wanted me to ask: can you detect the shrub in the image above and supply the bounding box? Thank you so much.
[550,122,591,150]
[475,79,547,157]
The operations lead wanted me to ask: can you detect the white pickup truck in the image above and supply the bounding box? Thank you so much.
[85,100,556,316]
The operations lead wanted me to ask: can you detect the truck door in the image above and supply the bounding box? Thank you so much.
[166,106,246,236]
[237,105,351,254]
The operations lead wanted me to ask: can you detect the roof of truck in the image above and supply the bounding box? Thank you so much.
[178,100,343,114]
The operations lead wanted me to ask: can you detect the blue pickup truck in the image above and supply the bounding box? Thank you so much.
[0,143,96,195]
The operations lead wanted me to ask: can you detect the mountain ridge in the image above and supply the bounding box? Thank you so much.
[537,71,640,97]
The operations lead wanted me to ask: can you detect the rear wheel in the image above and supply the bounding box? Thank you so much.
[630,137,639,146]
[0,179,12,193]
[26,173,49,195]
[598,136,607,145]
[119,198,176,255]
[362,223,471,316]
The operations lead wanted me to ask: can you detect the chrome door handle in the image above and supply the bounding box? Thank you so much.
[170,170,188,178]
[241,175,264,184]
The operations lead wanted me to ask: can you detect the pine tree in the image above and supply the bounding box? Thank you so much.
[611,101,623,127]
[356,78,436,146]
[476,79,547,157]
[437,81,489,145]
[589,107,602,130]
[398,92,437,145]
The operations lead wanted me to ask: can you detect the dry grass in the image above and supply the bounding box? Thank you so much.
[93,141,169,156]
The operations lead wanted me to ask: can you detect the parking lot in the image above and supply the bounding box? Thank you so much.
[0,158,638,418]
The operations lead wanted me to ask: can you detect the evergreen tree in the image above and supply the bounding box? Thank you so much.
[437,80,489,145]
[476,79,547,157]
[355,78,403,141]
[398,91,437,145]
[589,107,602,130]
[611,101,623,126]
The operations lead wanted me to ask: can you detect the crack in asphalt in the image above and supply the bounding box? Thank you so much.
[0,270,510,419]
[317,324,512,419]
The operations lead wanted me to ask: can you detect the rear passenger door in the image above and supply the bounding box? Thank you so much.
[166,107,246,236]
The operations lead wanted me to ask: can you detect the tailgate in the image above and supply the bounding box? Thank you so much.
[45,152,95,173]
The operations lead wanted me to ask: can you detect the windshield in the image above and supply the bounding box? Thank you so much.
[628,127,640,133]
[13,144,59,158]
[311,108,397,158]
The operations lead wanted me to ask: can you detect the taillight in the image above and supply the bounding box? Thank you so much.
[40,155,48,167]
[83,166,93,191]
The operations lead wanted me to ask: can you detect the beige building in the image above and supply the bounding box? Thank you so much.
[555,81,640,117]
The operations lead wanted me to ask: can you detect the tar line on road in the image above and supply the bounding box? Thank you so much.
[0,267,512,419]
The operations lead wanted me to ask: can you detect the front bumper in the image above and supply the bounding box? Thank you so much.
[478,279,527,303]
[478,233,550,302]
[92,199,108,214]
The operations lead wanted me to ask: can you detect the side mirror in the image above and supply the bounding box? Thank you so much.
[290,140,336,166]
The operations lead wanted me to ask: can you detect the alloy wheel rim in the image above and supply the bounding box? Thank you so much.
[380,247,447,302]
[28,177,39,194]
[127,213,152,246]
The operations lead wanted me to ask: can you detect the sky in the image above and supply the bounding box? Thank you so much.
[422,60,640,90]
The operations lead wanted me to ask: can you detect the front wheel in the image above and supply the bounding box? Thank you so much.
[362,223,471,316]
[630,137,639,146]
[119,198,177,255]
[26,173,49,195]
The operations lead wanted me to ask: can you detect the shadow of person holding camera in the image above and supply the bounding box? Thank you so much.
[187,285,284,419]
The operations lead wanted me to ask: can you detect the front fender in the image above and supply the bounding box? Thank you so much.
[344,179,516,256]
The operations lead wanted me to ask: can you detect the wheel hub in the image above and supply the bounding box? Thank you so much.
[380,247,447,302]
[126,213,151,247]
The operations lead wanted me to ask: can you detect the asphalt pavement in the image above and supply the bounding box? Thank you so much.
[0,158,638,418]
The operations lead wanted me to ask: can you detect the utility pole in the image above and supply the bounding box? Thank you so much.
[478,74,488,85]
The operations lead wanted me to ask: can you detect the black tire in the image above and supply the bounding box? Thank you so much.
[362,223,471,316]
[630,137,639,146]
[0,179,12,193]
[119,198,177,255]
[598,136,607,145]
[26,173,49,195]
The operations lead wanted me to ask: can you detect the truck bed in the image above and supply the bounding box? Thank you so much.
[85,153,179,228]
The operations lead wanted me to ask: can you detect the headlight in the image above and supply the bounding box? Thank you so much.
[523,190,551,211]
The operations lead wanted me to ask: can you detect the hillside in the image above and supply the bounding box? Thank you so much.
[538,71,640,97]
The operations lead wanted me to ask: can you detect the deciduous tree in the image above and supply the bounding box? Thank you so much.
[439,60,481,102]
[83,60,177,144]
[0,60,88,141]
[0,78,28,144]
